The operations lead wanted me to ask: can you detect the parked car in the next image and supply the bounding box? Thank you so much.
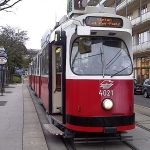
[142,79,150,98]
[15,69,25,76]
[134,79,143,95]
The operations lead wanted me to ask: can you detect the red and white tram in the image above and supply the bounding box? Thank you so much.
[29,0,135,138]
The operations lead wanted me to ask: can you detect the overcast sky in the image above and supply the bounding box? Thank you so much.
[0,0,67,50]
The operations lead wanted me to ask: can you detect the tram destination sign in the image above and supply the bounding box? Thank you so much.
[85,17,123,28]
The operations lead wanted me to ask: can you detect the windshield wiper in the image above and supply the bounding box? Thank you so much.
[111,65,132,77]
[71,51,79,69]
[100,47,104,77]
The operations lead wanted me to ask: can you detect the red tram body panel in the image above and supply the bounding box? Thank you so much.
[40,76,49,112]
[31,75,35,90]
[66,79,134,132]
[34,75,41,98]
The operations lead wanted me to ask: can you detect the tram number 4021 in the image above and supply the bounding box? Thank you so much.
[99,90,114,96]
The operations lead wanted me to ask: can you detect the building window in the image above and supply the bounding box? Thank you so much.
[127,13,133,20]
[148,30,150,41]
[138,30,149,44]
[145,57,150,67]
[140,5,147,15]
[136,57,150,84]
[137,58,141,67]
[132,36,135,46]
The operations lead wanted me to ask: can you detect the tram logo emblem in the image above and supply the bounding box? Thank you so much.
[100,80,113,89]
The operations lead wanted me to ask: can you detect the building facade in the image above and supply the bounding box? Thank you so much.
[100,0,150,84]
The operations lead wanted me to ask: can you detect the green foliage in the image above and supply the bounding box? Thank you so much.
[22,57,31,69]
[0,25,29,83]
[0,26,29,68]
[11,74,22,83]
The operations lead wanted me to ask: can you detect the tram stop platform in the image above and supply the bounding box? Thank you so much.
[0,78,48,150]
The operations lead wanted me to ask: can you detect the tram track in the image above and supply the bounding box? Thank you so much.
[61,111,150,150]
[61,132,141,150]
[121,117,150,150]
[62,138,76,150]
[136,122,150,132]
[122,141,140,150]
[121,121,150,150]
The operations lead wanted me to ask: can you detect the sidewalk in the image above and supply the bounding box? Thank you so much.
[0,79,48,150]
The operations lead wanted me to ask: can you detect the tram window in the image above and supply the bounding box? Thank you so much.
[33,61,36,75]
[41,54,45,75]
[71,36,133,76]
[45,46,49,74]
[55,47,62,91]
[74,0,85,10]
[35,58,39,75]
[41,46,49,75]
[37,56,39,75]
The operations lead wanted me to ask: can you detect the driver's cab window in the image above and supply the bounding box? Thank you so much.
[55,47,62,91]
[70,36,133,76]
[71,38,91,74]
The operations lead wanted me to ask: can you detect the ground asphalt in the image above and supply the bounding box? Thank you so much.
[0,78,48,150]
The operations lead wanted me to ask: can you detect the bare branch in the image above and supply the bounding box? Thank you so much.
[0,0,22,11]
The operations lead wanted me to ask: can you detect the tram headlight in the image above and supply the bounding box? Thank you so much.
[102,99,114,110]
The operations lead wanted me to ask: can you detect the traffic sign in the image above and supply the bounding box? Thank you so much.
[0,51,7,58]
[0,57,7,64]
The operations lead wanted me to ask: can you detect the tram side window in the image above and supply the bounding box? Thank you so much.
[41,46,49,75]
[37,56,40,75]
[41,50,45,75]
[35,58,37,75]
[45,47,49,75]
[33,61,36,75]
[31,65,34,75]
[29,66,31,75]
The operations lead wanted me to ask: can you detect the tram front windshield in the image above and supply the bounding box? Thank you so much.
[71,37,133,76]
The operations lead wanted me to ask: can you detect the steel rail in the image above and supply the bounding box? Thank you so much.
[61,138,76,150]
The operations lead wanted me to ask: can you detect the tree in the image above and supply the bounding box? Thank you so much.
[0,0,22,11]
[0,25,29,82]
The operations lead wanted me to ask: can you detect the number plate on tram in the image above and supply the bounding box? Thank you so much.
[99,90,114,96]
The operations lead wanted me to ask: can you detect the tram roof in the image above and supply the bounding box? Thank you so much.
[41,5,132,47]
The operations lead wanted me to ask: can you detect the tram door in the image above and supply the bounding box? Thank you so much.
[51,46,62,115]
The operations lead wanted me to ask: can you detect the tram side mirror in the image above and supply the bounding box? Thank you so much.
[54,30,66,45]
[79,38,91,54]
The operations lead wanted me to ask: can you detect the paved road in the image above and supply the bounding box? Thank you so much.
[134,94,150,108]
